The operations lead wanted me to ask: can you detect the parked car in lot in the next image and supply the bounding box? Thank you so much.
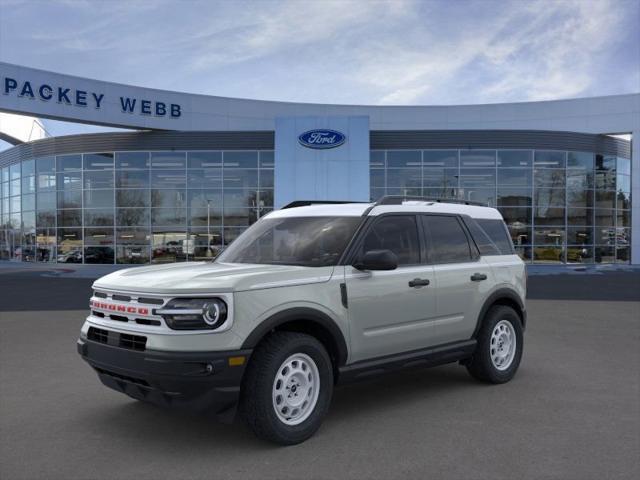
[534,246,564,262]
[84,247,114,264]
[78,196,527,444]
[57,249,83,263]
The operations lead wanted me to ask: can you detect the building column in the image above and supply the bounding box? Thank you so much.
[632,129,639,265]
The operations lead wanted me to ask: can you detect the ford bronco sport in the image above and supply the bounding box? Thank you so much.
[78,196,526,444]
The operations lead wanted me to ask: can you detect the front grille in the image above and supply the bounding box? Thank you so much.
[87,327,147,351]
[93,290,165,306]
[137,297,164,305]
[135,318,161,326]
[91,291,166,329]
[112,294,132,302]
[119,333,147,351]
[94,367,149,387]
[88,327,108,344]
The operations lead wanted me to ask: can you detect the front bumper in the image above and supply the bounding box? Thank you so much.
[77,338,252,419]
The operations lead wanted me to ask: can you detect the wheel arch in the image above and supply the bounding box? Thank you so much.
[241,307,349,372]
[473,288,526,338]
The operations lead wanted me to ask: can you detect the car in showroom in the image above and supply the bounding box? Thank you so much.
[78,196,526,444]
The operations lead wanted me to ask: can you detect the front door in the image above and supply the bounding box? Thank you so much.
[344,215,437,363]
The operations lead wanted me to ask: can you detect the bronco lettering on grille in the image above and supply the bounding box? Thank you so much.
[90,300,149,316]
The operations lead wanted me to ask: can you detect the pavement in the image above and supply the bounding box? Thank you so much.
[0,269,639,480]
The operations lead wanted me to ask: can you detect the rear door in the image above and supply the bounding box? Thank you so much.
[421,214,493,344]
[344,214,437,362]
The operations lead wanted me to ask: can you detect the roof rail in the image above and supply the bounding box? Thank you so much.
[373,195,488,207]
[281,200,368,209]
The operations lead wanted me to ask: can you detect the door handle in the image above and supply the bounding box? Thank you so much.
[408,278,430,288]
[470,273,488,282]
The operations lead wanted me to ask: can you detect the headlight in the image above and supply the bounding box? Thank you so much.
[156,298,228,330]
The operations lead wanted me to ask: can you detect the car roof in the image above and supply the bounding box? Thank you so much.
[268,203,369,218]
[267,201,503,220]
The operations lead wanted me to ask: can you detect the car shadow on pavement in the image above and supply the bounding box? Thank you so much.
[77,363,482,450]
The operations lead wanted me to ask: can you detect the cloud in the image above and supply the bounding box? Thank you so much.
[473,0,627,102]
[379,85,431,104]
[0,0,637,107]
[185,0,413,71]
[352,0,633,104]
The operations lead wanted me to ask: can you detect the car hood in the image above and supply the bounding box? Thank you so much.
[92,262,336,294]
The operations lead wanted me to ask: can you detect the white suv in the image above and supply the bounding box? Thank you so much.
[78,196,526,444]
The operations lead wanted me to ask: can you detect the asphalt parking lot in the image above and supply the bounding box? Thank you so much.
[1,269,639,480]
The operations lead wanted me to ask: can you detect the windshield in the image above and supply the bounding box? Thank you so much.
[217,216,362,267]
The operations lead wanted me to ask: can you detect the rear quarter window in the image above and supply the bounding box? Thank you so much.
[475,218,515,255]
[463,219,501,256]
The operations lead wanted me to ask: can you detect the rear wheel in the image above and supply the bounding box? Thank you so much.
[466,305,523,383]
[240,332,333,445]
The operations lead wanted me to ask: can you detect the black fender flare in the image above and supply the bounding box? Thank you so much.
[473,288,526,338]
[241,307,349,367]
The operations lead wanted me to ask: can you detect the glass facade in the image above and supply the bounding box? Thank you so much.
[0,147,632,265]
[0,150,274,264]
[370,150,632,264]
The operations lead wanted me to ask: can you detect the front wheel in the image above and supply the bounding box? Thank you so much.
[240,332,333,445]
[466,305,523,384]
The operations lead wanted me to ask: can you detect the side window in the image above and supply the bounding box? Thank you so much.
[463,218,501,256]
[360,216,420,265]
[422,215,473,264]
[476,219,515,254]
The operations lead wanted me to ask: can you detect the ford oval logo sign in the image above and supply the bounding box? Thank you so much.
[298,129,346,149]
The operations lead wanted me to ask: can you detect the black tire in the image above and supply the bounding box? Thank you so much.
[240,332,334,445]
[466,305,523,384]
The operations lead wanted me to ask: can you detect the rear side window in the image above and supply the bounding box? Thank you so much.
[422,215,472,264]
[476,219,515,254]
[360,215,420,265]
[463,218,501,256]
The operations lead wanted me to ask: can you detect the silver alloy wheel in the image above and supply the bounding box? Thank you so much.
[490,320,517,371]
[272,353,320,426]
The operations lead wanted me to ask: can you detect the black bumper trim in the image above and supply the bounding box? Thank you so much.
[78,338,251,418]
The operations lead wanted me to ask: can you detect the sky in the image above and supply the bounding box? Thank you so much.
[0,0,639,143]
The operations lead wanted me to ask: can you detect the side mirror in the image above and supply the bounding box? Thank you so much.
[353,249,398,271]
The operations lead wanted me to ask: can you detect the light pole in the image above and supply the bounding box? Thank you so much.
[206,200,212,258]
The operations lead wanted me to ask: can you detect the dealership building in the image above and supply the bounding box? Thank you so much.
[0,62,638,265]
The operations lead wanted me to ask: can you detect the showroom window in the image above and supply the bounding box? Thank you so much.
[0,149,274,264]
[370,148,631,264]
